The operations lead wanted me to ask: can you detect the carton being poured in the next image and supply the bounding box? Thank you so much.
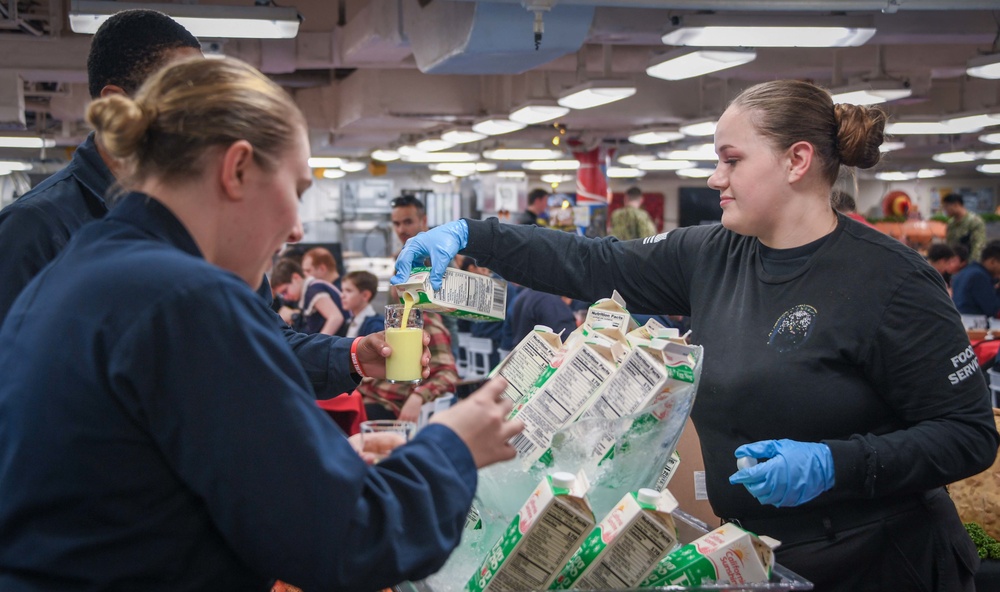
[394,266,507,321]
[551,488,680,590]
[639,522,781,588]
[465,472,594,592]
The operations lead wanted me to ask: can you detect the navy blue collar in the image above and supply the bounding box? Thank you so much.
[70,133,117,210]
[107,192,203,260]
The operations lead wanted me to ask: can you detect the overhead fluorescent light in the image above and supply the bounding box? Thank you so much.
[676,168,714,178]
[659,144,717,161]
[880,141,906,152]
[0,136,54,148]
[618,154,656,166]
[483,148,565,161]
[932,151,979,163]
[638,160,697,171]
[431,174,456,184]
[941,111,1000,133]
[322,169,346,179]
[983,150,1000,159]
[885,121,970,135]
[646,48,756,81]
[400,151,479,163]
[540,174,574,185]
[557,80,637,110]
[340,161,367,172]
[977,163,1000,174]
[917,168,946,178]
[679,119,717,137]
[830,80,912,106]
[967,53,1000,80]
[308,157,343,168]
[415,138,457,152]
[522,160,580,171]
[0,160,33,171]
[428,162,497,173]
[440,129,487,144]
[607,167,645,178]
[497,171,527,178]
[979,133,1000,144]
[69,0,300,38]
[662,14,875,48]
[472,117,526,136]
[875,171,918,181]
[628,127,685,146]
[371,149,400,162]
[509,100,570,125]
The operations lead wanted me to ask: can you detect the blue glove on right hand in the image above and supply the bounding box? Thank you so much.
[390,220,469,291]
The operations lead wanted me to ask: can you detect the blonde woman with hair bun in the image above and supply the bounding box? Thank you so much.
[0,56,524,591]
[393,78,999,592]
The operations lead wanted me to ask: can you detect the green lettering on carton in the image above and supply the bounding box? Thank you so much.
[639,543,719,587]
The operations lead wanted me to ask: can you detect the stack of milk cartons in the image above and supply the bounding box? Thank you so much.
[504,293,634,465]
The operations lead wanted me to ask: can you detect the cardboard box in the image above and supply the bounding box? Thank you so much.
[507,330,626,465]
[639,523,780,587]
[551,488,680,590]
[395,266,507,321]
[490,326,563,405]
[466,472,595,592]
[669,418,719,527]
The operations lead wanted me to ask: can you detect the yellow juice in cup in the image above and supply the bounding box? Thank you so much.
[386,328,423,382]
[386,295,422,383]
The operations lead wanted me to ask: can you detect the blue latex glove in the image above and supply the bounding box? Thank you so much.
[390,220,469,291]
[728,439,835,508]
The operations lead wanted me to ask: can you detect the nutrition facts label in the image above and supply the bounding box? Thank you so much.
[498,332,558,404]
[490,502,593,591]
[580,515,676,588]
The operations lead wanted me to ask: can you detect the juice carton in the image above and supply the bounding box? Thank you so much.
[551,488,680,590]
[578,338,700,462]
[465,472,594,592]
[395,266,506,321]
[507,329,627,465]
[625,317,669,347]
[490,325,563,404]
[581,290,635,340]
[639,523,781,588]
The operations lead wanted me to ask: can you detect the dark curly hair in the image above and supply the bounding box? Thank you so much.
[87,9,200,99]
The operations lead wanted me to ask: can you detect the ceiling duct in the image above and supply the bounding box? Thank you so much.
[404,1,594,75]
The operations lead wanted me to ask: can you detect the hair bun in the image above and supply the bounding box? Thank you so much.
[85,94,151,160]
[834,103,886,169]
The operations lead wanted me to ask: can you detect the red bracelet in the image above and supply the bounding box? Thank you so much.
[350,336,368,378]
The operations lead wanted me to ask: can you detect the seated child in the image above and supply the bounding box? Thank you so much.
[342,270,384,338]
[270,259,346,336]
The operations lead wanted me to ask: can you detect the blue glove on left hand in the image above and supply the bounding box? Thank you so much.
[728,439,835,508]
[390,220,469,291]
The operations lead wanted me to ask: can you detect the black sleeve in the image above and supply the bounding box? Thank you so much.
[462,217,695,315]
[825,266,1000,498]
[0,205,64,324]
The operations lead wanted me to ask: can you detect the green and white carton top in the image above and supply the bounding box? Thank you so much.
[465,471,594,592]
[640,522,781,588]
[490,325,563,405]
[551,488,680,590]
[395,266,507,321]
[582,290,635,338]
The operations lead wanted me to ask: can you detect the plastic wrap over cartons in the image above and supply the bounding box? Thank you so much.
[426,341,704,592]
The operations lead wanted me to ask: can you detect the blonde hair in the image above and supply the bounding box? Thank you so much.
[730,80,886,185]
[86,56,304,187]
